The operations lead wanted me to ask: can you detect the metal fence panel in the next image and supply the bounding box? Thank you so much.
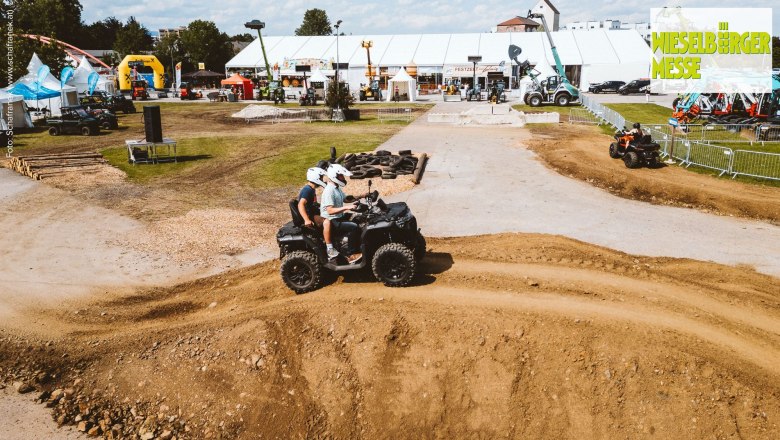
[377,107,413,122]
[731,150,780,181]
[568,108,600,125]
[755,125,780,143]
[682,142,734,176]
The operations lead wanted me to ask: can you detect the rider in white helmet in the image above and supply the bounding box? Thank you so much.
[321,163,364,264]
[298,167,327,229]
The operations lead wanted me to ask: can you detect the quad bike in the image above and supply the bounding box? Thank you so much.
[609,131,661,168]
[277,183,426,293]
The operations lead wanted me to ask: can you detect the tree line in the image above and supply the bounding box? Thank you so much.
[1,3,347,87]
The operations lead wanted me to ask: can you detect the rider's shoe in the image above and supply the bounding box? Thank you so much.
[347,253,363,265]
[327,248,340,260]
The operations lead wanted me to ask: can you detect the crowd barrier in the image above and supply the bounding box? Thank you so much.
[576,96,780,181]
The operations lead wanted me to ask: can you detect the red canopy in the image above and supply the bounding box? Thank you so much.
[221,74,253,100]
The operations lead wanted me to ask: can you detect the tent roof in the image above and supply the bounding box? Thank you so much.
[309,69,329,82]
[221,73,251,84]
[0,89,23,103]
[227,30,651,70]
[388,67,414,82]
[183,70,225,78]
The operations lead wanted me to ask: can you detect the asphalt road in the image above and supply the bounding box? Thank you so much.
[383,102,780,277]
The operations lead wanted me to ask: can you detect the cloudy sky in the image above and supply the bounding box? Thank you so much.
[80,0,779,36]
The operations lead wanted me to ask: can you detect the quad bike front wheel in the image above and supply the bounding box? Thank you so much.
[609,143,621,158]
[280,251,322,293]
[372,243,416,287]
[623,151,641,169]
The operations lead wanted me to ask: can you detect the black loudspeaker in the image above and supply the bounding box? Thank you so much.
[143,106,163,143]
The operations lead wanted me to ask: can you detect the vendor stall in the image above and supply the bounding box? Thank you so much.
[221,74,254,100]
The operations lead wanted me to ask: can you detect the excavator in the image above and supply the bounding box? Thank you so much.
[359,40,382,101]
[508,10,579,107]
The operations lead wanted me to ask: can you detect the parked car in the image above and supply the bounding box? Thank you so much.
[618,79,651,95]
[66,105,118,130]
[589,81,625,93]
[47,107,101,136]
[80,92,136,114]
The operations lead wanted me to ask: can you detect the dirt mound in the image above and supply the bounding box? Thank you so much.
[526,124,780,224]
[1,234,779,439]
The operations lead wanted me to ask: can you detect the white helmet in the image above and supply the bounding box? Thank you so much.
[327,163,352,187]
[306,167,327,187]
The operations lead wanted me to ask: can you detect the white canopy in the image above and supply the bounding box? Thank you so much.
[69,56,113,94]
[386,67,416,102]
[6,53,78,116]
[0,89,33,128]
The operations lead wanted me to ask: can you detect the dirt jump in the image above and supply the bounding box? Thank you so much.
[1,102,779,439]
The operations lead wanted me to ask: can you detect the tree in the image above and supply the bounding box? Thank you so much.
[325,79,354,110]
[295,9,332,36]
[0,1,71,87]
[12,0,83,42]
[179,20,232,72]
[230,33,255,43]
[113,17,153,58]
[154,34,187,76]
[79,17,123,49]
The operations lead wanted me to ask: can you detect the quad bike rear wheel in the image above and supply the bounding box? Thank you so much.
[280,251,322,293]
[623,151,641,169]
[413,232,426,262]
[609,143,621,158]
[372,243,416,287]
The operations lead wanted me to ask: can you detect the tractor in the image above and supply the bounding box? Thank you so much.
[131,80,149,100]
[508,11,579,107]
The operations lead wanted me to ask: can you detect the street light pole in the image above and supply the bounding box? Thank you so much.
[334,20,342,110]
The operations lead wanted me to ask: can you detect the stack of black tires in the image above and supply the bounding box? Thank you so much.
[336,150,418,180]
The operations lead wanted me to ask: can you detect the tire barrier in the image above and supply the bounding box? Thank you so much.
[336,150,420,181]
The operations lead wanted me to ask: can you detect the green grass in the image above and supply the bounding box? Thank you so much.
[100,136,234,182]
[243,122,403,188]
[604,103,672,124]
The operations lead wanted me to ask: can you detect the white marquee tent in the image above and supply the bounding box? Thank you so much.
[226,30,651,92]
[68,56,115,95]
[0,89,33,129]
[5,54,78,116]
[386,68,416,102]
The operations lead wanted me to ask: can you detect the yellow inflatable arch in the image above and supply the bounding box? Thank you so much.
[118,55,165,91]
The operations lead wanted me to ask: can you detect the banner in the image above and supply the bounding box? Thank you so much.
[87,71,99,95]
[60,66,74,87]
[35,65,50,88]
[175,62,182,89]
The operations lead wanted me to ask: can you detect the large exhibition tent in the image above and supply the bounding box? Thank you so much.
[69,56,115,95]
[226,30,652,92]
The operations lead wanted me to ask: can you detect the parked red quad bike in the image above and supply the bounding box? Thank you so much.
[609,131,661,168]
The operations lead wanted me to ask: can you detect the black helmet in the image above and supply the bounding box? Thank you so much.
[633,122,641,129]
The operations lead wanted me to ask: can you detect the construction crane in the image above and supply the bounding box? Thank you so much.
[359,40,381,101]
[245,20,285,103]
[509,11,579,107]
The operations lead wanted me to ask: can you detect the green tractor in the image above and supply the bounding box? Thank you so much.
[258,80,286,104]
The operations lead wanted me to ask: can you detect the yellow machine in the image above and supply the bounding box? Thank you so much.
[359,40,381,101]
[118,55,165,91]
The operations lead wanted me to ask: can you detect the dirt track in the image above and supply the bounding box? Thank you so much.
[2,234,778,439]
[527,123,780,224]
